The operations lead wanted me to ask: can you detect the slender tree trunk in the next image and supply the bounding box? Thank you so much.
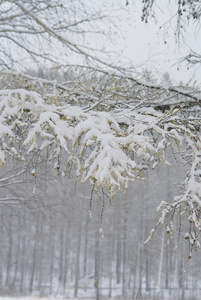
[0,219,3,288]
[29,216,39,293]
[59,219,69,295]
[12,228,21,288]
[83,217,89,277]
[116,210,121,285]
[132,252,138,299]
[6,218,13,288]
[108,216,115,298]
[56,224,64,296]
[178,246,185,300]
[29,234,38,293]
[156,228,165,298]
[38,213,44,291]
[165,236,169,289]
[144,196,149,293]
[138,214,144,299]
[74,209,82,298]
[94,232,100,300]
[122,206,127,297]
[63,221,70,293]
[49,222,55,295]
[20,208,26,293]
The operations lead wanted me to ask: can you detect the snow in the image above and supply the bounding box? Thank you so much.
[0,298,94,300]
[0,291,193,300]
[0,298,96,300]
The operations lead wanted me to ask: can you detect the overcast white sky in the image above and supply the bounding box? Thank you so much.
[3,0,200,87]
[115,1,201,86]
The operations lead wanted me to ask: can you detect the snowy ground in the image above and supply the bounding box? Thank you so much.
[0,296,193,300]
[0,298,90,300]
[0,298,124,300]
[0,298,93,300]
[0,298,154,300]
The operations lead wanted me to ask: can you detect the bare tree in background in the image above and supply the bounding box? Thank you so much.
[140,0,201,67]
[0,0,126,70]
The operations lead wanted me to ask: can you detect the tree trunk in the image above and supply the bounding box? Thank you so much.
[6,218,13,288]
[74,210,82,298]
[122,206,127,297]
[116,210,121,285]
[29,214,38,293]
[20,207,26,293]
[156,228,165,298]
[108,215,115,298]
[83,217,89,277]
[94,232,100,300]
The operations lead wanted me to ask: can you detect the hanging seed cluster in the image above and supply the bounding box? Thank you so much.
[141,0,201,23]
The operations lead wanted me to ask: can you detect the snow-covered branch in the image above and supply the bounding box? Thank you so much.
[0,70,201,256]
[149,144,201,259]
